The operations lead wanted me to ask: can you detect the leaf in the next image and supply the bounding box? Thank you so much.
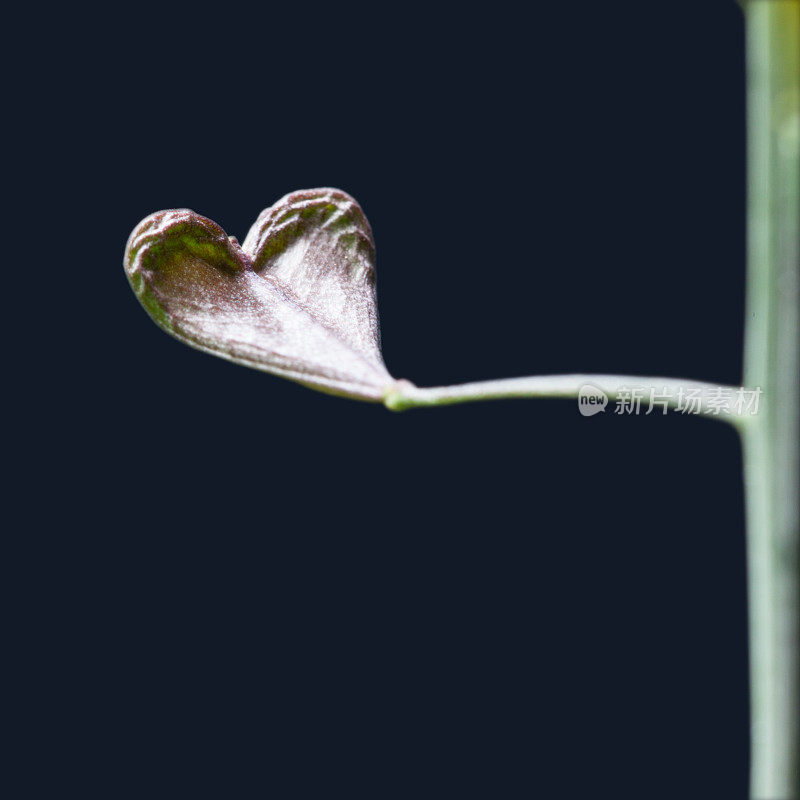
[124,189,395,401]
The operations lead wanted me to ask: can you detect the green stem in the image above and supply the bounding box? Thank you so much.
[384,6,798,796]
[741,2,800,798]
[385,374,754,423]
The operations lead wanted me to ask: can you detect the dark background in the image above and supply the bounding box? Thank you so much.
[31,1,750,796]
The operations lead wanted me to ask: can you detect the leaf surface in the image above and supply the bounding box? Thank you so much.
[125,189,393,400]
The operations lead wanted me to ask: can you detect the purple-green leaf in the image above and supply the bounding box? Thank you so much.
[124,189,395,401]
[124,188,750,420]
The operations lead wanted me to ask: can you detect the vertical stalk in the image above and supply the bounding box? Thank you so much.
[741,2,799,797]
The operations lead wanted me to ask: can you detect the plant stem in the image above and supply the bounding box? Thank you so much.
[386,5,798,795]
[384,374,752,423]
[741,2,800,797]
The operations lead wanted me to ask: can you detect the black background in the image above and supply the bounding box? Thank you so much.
[32,1,751,797]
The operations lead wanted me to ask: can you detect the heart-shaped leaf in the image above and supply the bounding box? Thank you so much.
[125,189,750,420]
[124,189,395,400]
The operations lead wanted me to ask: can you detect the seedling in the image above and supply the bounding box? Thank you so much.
[124,3,798,796]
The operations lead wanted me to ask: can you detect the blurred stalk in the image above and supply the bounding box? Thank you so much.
[741,2,799,797]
